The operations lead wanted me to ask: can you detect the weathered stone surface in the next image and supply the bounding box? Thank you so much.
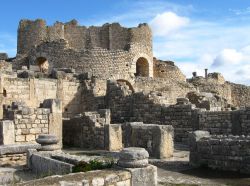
[30,153,73,176]
[126,165,157,186]
[0,120,15,145]
[36,134,59,145]
[119,148,149,161]
[105,124,123,151]
[189,132,250,174]
[118,159,149,168]
[0,144,41,155]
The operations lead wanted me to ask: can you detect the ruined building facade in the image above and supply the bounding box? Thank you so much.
[16,19,154,80]
[0,19,249,153]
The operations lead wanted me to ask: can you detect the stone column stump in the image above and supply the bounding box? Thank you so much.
[118,147,157,186]
[36,134,60,151]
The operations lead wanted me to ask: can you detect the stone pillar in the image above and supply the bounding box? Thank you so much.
[192,72,197,78]
[43,99,63,147]
[104,124,123,151]
[158,125,174,159]
[205,69,208,79]
[0,74,5,119]
[189,130,210,167]
[118,147,157,186]
[0,120,15,145]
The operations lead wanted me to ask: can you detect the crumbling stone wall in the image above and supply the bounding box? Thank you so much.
[153,58,186,81]
[17,19,153,79]
[228,82,250,107]
[106,81,197,143]
[63,109,110,149]
[188,77,232,104]
[189,131,250,174]
[134,77,195,104]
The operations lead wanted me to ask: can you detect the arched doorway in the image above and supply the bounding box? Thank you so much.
[35,57,49,73]
[135,57,149,77]
[117,79,135,93]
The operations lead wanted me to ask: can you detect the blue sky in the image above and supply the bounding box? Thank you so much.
[0,0,250,85]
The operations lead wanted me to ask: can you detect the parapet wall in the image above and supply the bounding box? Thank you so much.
[17,19,151,54]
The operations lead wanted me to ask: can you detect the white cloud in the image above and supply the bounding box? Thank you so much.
[150,12,189,36]
[212,49,243,67]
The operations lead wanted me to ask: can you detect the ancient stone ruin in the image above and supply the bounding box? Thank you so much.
[0,19,249,185]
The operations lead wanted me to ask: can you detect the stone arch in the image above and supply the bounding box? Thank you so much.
[117,79,135,93]
[35,57,49,73]
[135,57,149,77]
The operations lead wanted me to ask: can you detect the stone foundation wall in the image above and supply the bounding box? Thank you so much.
[189,131,250,174]
[123,122,174,158]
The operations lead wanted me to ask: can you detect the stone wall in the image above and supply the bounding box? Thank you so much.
[4,105,50,143]
[198,111,232,134]
[133,77,195,105]
[106,81,197,143]
[153,58,186,81]
[189,131,250,174]
[17,19,151,54]
[63,109,110,149]
[17,19,154,79]
[122,122,174,158]
[0,75,82,118]
[228,82,250,107]
[1,99,62,145]
[106,81,250,143]
[188,77,232,104]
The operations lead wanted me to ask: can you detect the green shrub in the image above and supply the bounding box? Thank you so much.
[72,159,114,173]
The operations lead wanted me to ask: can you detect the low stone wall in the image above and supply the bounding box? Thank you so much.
[123,122,174,158]
[30,152,73,176]
[189,131,250,174]
[18,170,131,186]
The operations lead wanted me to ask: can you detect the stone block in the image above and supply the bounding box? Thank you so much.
[0,120,15,145]
[25,134,36,141]
[126,165,157,186]
[16,135,25,142]
[105,124,123,151]
[0,144,41,155]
